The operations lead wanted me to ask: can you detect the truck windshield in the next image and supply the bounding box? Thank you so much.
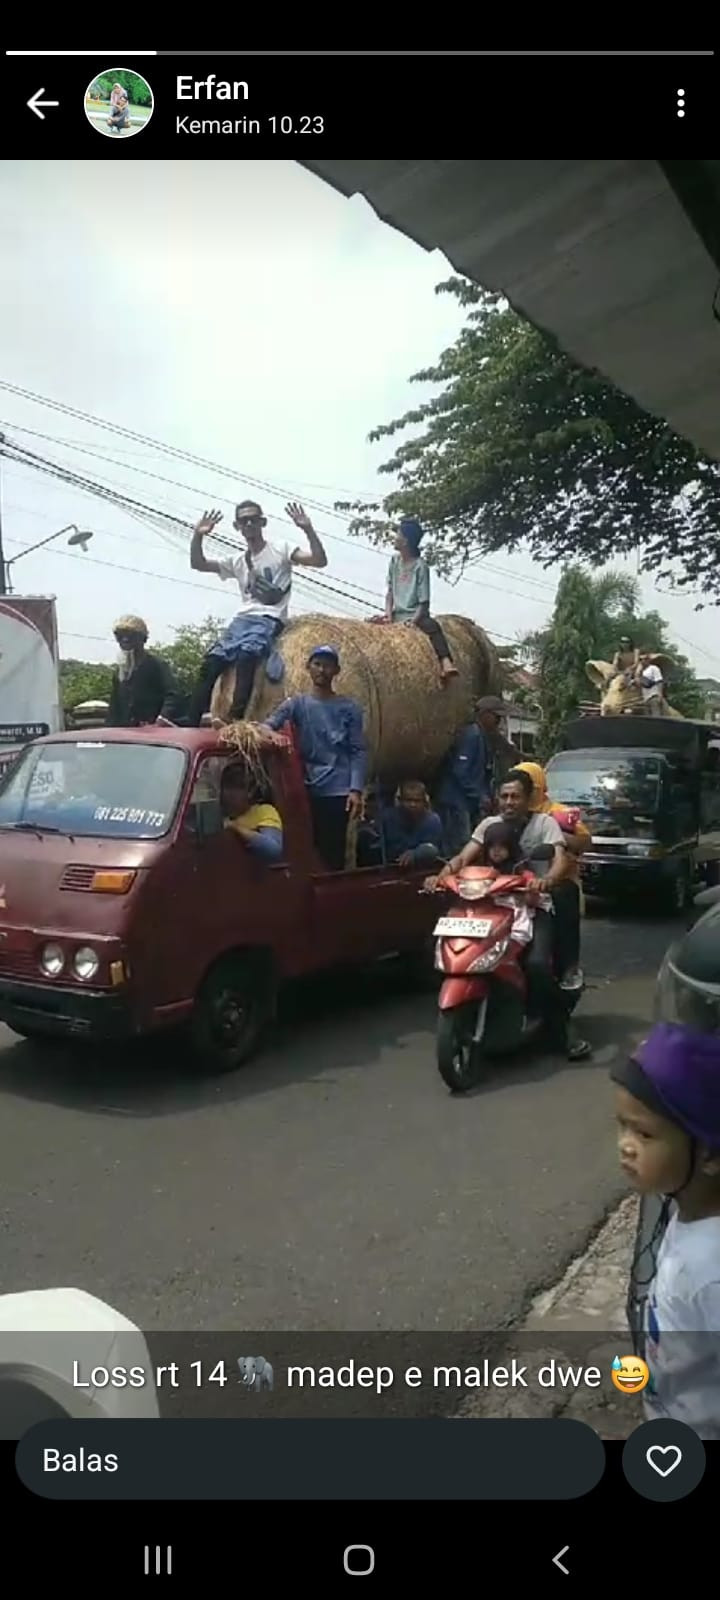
[547,753,663,824]
[0,740,187,839]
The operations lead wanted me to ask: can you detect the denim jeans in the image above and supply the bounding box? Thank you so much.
[439,804,472,858]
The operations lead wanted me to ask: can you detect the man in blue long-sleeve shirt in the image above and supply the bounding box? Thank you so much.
[381,780,445,868]
[435,716,491,856]
[263,645,366,871]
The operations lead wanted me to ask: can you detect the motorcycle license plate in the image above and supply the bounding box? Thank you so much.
[434,916,493,938]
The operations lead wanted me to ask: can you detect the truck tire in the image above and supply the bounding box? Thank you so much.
[191,954,274,1074]
[663,864,691,915]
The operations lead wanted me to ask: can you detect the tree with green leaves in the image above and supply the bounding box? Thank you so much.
[59,618,221,717]
[59,659,114,712]
[522,567,704,759]
[339,278,720,604]
[155,617,224,697]
[88,70,151,106]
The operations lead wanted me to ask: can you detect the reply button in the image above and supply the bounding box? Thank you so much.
[16,1418,606,1500]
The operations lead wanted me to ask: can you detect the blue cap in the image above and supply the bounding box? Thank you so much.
[400,516,424,554]
[308,644,340,667]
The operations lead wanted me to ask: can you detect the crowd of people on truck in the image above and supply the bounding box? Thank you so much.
[95,496,598,1059]
[611,634,668,714]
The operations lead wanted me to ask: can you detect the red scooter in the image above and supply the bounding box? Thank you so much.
[429,845,559,1092]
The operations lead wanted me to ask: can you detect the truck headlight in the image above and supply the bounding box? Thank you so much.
[74,946,99,981]
[40,943,65,977]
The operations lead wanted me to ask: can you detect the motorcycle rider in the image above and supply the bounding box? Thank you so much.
[479,820,545,952]
[513,760,589,992]
[429,768,591,1061]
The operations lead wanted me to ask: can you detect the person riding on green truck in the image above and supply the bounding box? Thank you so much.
[546,716,720,912]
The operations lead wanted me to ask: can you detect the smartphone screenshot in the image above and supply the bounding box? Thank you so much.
[1,41,719,1585]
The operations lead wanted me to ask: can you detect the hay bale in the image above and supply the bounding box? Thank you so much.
[240,614,499,783]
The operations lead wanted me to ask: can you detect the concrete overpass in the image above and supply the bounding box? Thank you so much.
[302,160,720,460]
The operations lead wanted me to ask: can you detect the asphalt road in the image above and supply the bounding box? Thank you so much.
[0,907,682,1335]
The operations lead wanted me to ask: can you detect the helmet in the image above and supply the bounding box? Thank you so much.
[655,900,720,1036]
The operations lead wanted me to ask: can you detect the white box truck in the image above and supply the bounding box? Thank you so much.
[0,594,62,779]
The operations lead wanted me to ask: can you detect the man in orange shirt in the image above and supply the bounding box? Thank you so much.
[514,761,589,992]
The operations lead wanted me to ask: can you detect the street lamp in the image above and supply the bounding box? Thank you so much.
[3,525,94,592]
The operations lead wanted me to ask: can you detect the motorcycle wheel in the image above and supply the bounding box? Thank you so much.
[437,1003,485,1093]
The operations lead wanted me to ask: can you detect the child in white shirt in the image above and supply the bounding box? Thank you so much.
[612,1024,720,1437]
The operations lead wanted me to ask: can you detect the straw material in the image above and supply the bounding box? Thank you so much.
[210,615,500,783]
[216,720,275,787]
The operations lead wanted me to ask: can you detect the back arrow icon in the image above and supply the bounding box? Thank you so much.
[27,89,60,120]
[553,1545,570,1575]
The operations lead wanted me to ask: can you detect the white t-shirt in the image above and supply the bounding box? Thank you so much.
[644,1213,720,1438]
[472,810,565,879]
[217,541,294,623]
[641,664,664,701]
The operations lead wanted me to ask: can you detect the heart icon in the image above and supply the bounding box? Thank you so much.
[646,1445,682,1478]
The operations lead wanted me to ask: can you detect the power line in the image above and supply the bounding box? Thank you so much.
[0,382,350,523]
[1,397,559,604]
[6,399,713,666]
[3,427,556,615]
[2,430,533,629]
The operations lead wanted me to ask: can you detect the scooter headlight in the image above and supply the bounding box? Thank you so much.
[456,880,493,901]
[468,938,510,973]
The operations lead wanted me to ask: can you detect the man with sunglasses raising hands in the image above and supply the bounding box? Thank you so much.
[188,499,328,724]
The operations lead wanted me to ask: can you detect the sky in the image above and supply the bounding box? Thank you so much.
[1,158,719,682]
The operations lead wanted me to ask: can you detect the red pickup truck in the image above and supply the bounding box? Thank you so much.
[0,727,438,1071]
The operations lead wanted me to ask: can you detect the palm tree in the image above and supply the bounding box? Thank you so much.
[521,567,641,760]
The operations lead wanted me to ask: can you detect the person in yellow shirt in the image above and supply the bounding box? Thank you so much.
[220,763,284,864]
[514,760,589,992]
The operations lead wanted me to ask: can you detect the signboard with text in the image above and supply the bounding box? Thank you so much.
[0,597,61,760]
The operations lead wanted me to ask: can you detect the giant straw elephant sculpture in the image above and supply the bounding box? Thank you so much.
[585,656,684,719]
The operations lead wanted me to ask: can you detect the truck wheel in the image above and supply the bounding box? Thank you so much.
[437,1004,485,1093]
[664,866,691,916]
[191,955,273,1074]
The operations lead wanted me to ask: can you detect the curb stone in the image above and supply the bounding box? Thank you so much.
[459,1196,644,1436]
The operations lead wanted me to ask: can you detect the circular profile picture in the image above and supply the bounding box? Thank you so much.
[84,69,154,140]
